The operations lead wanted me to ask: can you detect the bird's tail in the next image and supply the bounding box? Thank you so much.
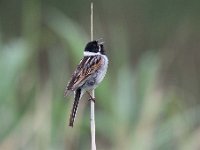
[69,88,81,127]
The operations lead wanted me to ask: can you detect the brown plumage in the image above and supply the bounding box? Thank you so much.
[65,55,104,127]
[69,88,81,127]
[64,55,103,95]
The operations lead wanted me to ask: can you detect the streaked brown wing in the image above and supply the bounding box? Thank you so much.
[66,55,103,91]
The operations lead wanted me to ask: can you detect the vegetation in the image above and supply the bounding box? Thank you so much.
[0,0,200,149]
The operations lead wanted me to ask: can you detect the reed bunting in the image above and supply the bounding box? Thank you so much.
[64,39,108,127]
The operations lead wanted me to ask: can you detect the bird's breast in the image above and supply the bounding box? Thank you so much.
[95,55,108,84]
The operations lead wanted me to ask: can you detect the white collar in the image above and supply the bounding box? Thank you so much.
[84,51,101,56]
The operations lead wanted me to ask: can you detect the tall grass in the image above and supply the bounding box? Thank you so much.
[0,0,200,150]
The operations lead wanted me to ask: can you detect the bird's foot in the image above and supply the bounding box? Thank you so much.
[88,97,96,103]
[86,91,96,103]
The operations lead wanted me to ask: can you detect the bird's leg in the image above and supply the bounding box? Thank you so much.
[86,91,96,103]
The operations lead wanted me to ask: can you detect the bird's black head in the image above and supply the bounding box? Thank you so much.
[84,40,99,53]
[84,40,106,55]
[99,44,106,55]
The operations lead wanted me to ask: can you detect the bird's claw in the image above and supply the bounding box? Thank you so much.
[88,97,96,103]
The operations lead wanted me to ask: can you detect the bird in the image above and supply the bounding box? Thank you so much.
[64,39,108,127]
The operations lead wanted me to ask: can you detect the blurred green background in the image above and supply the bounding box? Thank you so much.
[0,0,200,150]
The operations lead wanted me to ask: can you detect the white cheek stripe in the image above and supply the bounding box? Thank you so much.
[84,51,101,56]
